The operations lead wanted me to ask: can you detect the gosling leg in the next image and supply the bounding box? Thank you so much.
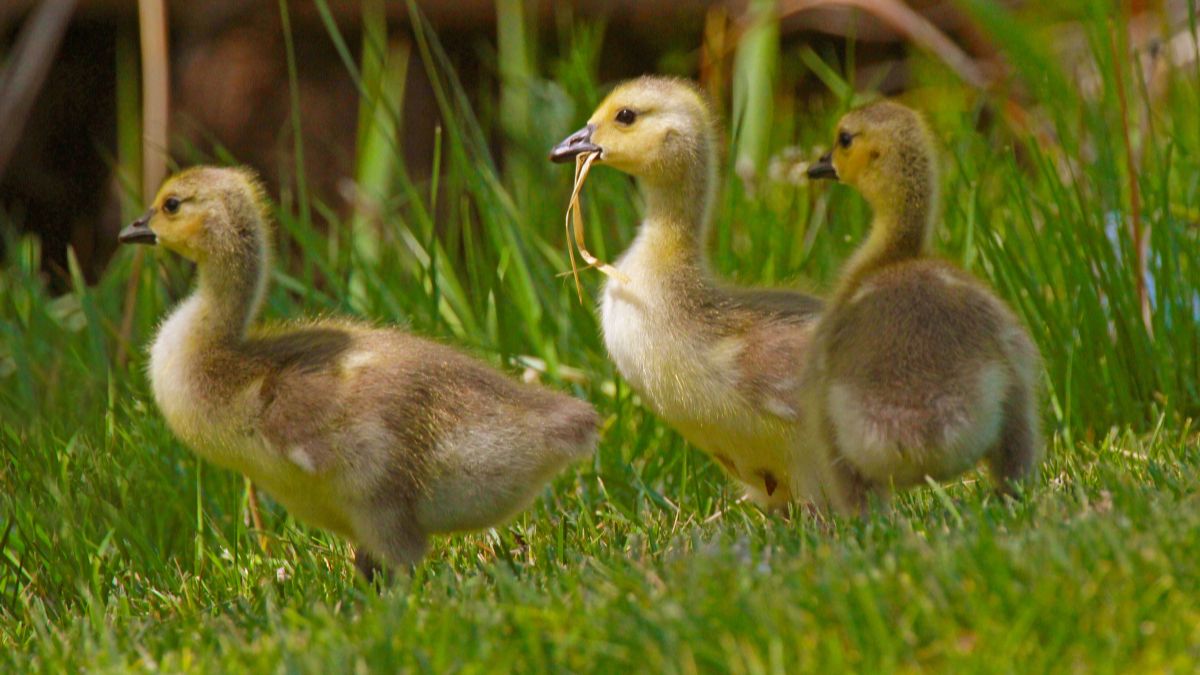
[354,506,429,578]
[818,406,876,516]
[245,479,269,554]
[353,549,390,585]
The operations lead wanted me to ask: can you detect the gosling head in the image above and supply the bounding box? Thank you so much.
[807,100,938,210]
[550,76,717,183]
[118,166,270,263]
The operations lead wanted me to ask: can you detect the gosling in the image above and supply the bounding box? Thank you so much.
[551,76,834,510]
[120,166,599,574]
[805,101,1043,512]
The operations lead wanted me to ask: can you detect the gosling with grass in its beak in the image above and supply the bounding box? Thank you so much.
[551,76,834,511]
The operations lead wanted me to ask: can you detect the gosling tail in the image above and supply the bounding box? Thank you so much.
[544,397,601,459]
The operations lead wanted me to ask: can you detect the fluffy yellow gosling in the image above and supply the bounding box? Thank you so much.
[120,166,599,575]
[551,76,835,510]
[805,101,1043,513]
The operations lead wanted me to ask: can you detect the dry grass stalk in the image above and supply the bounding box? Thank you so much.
[562,151,627,304]
[0,0,76,179]
[115,0,170,370]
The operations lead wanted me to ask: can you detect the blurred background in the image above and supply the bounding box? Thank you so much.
[5,0,1178,282]
[0,0,1197,434]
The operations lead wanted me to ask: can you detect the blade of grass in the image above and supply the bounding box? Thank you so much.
[116,0,169,369]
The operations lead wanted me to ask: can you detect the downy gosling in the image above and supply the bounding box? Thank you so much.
[120,166,599,575]
[804,101,1042,512]
[551,76,834,510]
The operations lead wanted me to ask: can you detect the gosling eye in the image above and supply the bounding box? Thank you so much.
[837,131,854,149]
[615,108,638,126]
[163,197,181,214]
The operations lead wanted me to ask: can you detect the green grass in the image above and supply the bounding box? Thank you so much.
[2,0,1199,671]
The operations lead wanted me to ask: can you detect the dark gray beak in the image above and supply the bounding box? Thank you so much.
[118,209,157,245]
[549,124,600,163]
[807,152,838,181]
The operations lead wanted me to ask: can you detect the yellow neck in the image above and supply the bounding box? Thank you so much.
[635,135,719,270]
[191,245,269,345]
[837,178,936,298]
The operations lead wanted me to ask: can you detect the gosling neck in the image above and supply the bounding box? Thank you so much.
[189,239,269,346]
[634,141,719,269]
[838,173,937,297]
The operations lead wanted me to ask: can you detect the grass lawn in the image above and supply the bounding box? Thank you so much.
[3,1,1199,671]
[4,418,1200,672]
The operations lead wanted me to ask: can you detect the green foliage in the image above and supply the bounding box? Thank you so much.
[732,0,781,173]
[1,0,1198,670]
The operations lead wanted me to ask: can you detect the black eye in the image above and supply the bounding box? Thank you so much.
[838,131,854,148]
[163,197,180,214]
[615,108,637,125]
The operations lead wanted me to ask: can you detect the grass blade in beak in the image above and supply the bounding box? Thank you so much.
[561,150,628,304]
[563,154,587,303]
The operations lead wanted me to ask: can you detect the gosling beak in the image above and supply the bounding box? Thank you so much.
[807,152,838,181]
[118,209,158,245]
[549,124,600,163]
